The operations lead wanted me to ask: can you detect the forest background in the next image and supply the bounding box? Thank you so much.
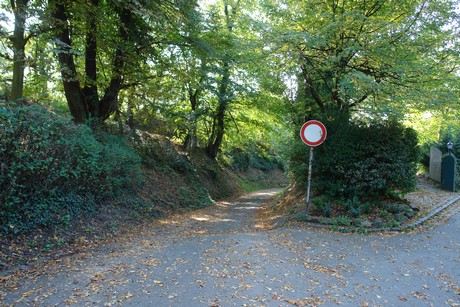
[0,0,459,261]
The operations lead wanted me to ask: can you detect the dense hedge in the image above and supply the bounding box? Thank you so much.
[290,119,419,201]
[0,106,141,234]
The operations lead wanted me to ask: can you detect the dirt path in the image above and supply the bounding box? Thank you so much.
[1,189,459,306]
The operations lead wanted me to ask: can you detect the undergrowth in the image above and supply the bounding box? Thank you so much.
[290,118,419,214]
[0,106,141,234]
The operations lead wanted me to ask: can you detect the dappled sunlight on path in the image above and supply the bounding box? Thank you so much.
[1,188,459,306]
[175,188,284,235]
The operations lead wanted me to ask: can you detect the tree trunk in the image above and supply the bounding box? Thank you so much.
[49,0,130,124]
[205,2,239,159]
[206,61,230,159]
[207,102,226,159]
[84,0,99,119]
[184,88,199,152]
[10,0,29,101]
[50,0,87,123]
[98,5,131,123]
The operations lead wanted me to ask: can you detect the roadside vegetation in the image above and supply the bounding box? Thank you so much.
[0,102,287,265]
[0,0,459,263]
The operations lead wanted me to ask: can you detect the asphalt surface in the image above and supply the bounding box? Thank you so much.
[1,189,459,306]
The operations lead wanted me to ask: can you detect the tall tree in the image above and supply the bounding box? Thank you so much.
[10,0,29,101]
[205,0,241,159]
[183,58,207,152]
[48,0,135,123]
[262,0,460,120]
[2,0,44,101]
[48,0,198,124]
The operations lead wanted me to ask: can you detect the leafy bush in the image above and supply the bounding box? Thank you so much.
[179,185,213,209]
[310,196,332,217]
[290,118,419,202]
[0,106,141,234]
[225,143,286,172]
[227,148,250,172]
[136,136,193,172]
[334,215,351,227]
[344,196,371,217]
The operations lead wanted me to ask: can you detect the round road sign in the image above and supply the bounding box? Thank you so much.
[300,120,327,147]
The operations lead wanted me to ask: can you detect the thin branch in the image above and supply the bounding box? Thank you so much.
[120,75,163,89]
[227,109,240,133]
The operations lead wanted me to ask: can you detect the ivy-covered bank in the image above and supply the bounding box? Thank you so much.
[0,106,142,234]
[0,104,287,266]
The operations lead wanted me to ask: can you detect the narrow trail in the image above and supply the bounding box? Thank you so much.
[1,189,459,306]
[154,188,284,236]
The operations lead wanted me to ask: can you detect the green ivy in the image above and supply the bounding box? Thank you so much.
[225,143,286,172]
[0,106,141,234]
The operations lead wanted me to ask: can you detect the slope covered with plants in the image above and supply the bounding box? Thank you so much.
[0,103,288,265]
[0,0,459,256]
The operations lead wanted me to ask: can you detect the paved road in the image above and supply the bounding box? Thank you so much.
[1,189,459,306]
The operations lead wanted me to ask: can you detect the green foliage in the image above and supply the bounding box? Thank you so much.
[383,220,401,228]
[334,215,351,227]
[135,134,214,208]
[290,118,419,202]
[136,136,192,173]
[179,185,214,209]
[226,148,250,171]
[224,144,285,172]
[235,177,260,193]
[310,196,332,218]
[345,196,360,217]
[344,196,371,218]
[263,0,460,117]
[0,106,141,234]
[379,210,389,219]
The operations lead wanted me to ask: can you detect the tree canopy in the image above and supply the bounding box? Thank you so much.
[0,0,459,159]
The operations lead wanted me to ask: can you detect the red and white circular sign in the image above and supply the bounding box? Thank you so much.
[300,120,327,147]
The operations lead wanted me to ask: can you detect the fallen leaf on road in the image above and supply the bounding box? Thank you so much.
[285,297,325,306]
[153,280,164,287]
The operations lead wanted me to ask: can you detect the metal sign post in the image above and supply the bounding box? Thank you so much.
[300,120,327,213]
[306,146,314,210]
